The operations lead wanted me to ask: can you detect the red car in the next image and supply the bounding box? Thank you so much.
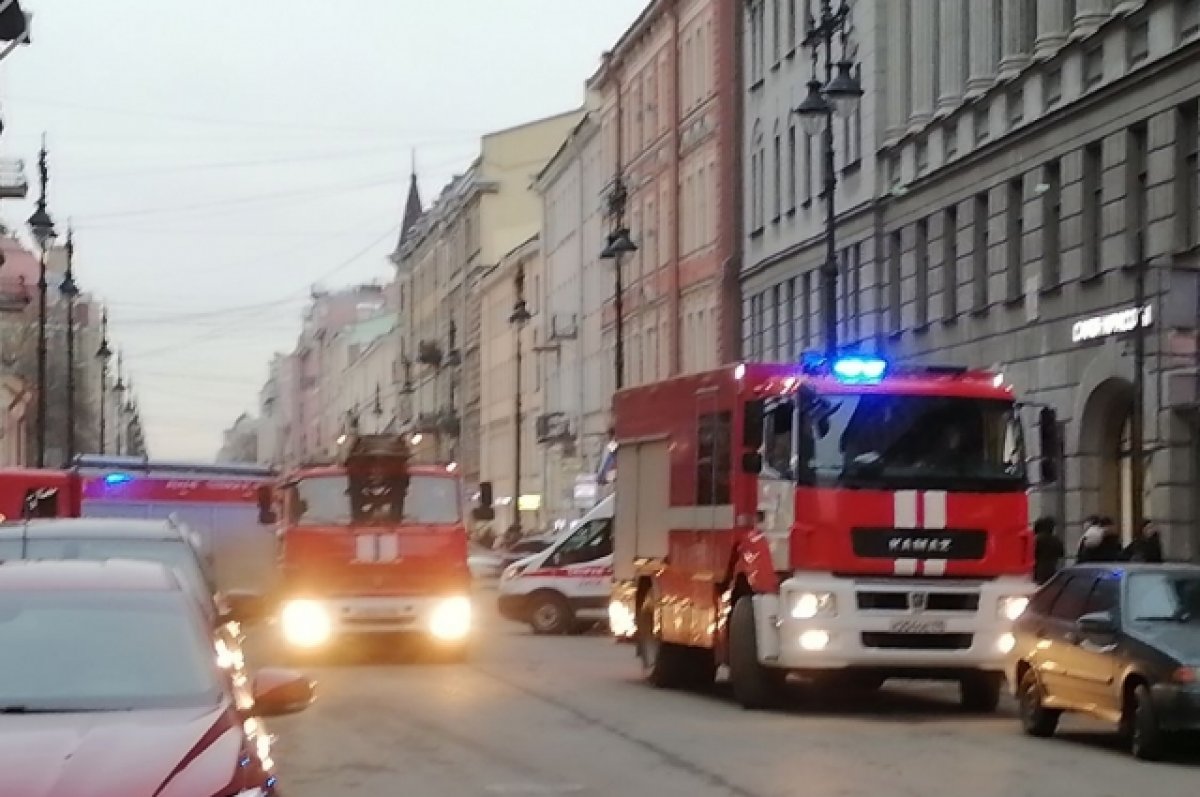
[0,558,315,797]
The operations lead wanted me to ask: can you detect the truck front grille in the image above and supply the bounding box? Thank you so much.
[861,632,974,651]
[856,591,980,612]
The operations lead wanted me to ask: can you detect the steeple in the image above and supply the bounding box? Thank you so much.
[397,150,423,250]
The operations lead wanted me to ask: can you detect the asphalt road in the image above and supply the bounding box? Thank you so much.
[261,592,1199,797]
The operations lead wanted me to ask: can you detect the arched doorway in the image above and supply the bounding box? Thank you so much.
[1079,377,1135,542]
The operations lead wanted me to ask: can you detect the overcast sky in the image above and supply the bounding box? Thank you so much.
[0,0,646,459]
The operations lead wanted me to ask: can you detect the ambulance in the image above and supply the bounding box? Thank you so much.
[497,495,613,635]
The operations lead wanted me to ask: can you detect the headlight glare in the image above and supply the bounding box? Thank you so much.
[608,600,637,638]
[429,596,472,641]
[998,595,1030,621]
[280,600,332,648]
[791,591,836,619]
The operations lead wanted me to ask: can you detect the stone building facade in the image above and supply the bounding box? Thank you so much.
[740,0,1200,558]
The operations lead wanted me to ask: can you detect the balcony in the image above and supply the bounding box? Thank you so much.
[0,157,28,199]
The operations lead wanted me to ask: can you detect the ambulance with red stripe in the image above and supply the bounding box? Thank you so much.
[611,354,1051,711]
[497,495,614,635]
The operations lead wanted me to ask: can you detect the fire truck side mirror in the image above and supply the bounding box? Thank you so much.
[256,485,277,525]
[741,451,763,475]
[1038,408,1060,485]
[743,399,765,448]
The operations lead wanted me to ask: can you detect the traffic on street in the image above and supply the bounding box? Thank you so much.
[1,1,1200,795]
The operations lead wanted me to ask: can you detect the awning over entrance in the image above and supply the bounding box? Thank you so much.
[0,1,26,43]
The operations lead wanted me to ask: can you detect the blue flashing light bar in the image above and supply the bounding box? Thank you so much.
[831,356,888,383]
[104,472,134,486]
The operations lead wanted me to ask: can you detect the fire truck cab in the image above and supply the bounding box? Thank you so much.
[271,434,472,657]
[611,354,1045,711]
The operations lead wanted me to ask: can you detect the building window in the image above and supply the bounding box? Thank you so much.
[946,125,959,161]
[1082,140,1103,279]
[915,138,929,176]
[943,204,959,321]
[1176,100,1199,251]
[1008,87,1024,128]
[973,191,989,312]
[768,285,780,359]
[1043,160,1062,288]
[1006,177,1024,303]
[842,65,863,167]
[1045,67,1062,108]
[1183,0,1200,38]
[696,412,731,505]
[787,123,798,211]
[800,271,812,347]
[772,0,781,62]
[756,3,767,80]
[1128,20,1150,67]
[803,132,814,204]
[1128,123,1149,264]
[785,278,797,358]
[1084,44,1104,88]
[786,0,797,53]
[889,230,903,335]
[974,107,989,145]
[915,219,930,330]
[773,131,783,221]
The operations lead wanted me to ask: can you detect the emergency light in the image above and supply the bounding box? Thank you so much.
[104,472,134,485]
[831,356,888,383]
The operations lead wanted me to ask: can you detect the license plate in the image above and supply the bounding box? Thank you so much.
[888,619,946,634]
[349,606,403,619]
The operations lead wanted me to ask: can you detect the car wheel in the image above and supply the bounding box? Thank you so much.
[528,592,573,635]
[728,596,786,709]
[1018,671,1060,738]
[637,592,715,690]
[1129,684,1167,761]
[960,672,1003,713]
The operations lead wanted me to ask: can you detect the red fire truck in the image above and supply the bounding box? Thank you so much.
[0,456,277,591]
[610,354,1050,711]
[268,433,472,658]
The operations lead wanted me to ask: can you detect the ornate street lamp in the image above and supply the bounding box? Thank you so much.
[599,175,637,393]
[59,226,80,465]
[508,259,533,536]
[95,311,112,454]
[795,1,863,358]
[26,136,56,467]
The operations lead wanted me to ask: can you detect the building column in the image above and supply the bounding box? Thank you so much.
[909,0,937,131]
[998,0,1033,80]
[1073,0,1113,40]
[1034,0,1070,59]
[966,0,999,97]
[937,0,968,115]
[884,0,912,144]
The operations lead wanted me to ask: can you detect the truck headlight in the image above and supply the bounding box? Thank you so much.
[608,599,637,638]
[790,591,836,619]
[429,596,472,641]
[998,595,1030,621]
[280,600,332,648]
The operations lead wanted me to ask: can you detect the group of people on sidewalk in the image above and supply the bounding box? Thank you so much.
[1032,515,1164,584]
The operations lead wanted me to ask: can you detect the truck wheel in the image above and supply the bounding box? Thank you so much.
[729,596,785,710]
[528,592,573,635]
[637,594,714,690]
[960,672,1003,713]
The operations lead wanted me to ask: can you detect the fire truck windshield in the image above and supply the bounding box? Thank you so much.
[289,475,461,526]
[771,392,1026,492]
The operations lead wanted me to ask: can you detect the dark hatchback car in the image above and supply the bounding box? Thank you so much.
[1008,563,1200,759]
[0,559,314,797]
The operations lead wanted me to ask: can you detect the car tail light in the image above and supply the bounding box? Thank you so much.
[1170,667,1198,685]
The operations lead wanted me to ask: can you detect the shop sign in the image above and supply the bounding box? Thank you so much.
[1071,305,1153,344]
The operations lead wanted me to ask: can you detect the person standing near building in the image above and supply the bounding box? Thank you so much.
[1124,519,1164,563]
[1090,516,1125,562]
[1033,517,1065,584]
[1076,515,1104,562]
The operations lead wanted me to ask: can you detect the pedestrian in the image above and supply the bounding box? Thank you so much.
[1076,515,1104,562]
[1124,519,1164,563]
[1089,516,1124,562]
[1032,516,1065,584]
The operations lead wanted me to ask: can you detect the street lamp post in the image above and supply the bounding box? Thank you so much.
[795,1,863,358]
[26,136,56,467]
[509,258,532,536]
[600,177,637,393]
[95,311,112,455]
[113,357,125,455]
[60,227,79,465]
